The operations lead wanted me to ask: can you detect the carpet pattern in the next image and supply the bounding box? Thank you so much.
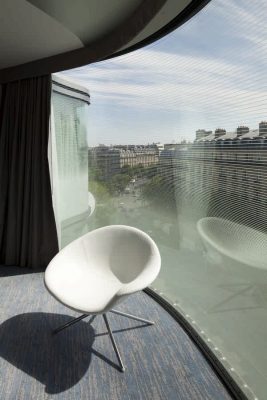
[0,266,232,400]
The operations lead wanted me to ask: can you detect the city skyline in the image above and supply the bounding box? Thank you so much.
[62,0,267,146]
[88,118,267,147]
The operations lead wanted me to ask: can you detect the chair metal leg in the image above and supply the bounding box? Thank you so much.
[52,310,152,372]
[103,313,125,372]
[110,309,154,325]
[53,314,89,334]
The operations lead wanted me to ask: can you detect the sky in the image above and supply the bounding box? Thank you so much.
[61,0,267,146]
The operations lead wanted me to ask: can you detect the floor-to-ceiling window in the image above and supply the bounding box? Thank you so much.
[61,1,267,398]
[50,77,90,248]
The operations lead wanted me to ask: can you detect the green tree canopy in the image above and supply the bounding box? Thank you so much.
[142,174,176,211]
[89,180,111,203]
[109,174,131,194]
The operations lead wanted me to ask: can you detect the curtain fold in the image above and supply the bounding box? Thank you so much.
[0,75,59,269]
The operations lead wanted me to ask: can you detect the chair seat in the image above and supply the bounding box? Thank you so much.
[45,264,122,314]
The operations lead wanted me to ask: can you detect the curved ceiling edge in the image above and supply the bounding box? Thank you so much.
[0,0,166,83]
[107,0,212,60]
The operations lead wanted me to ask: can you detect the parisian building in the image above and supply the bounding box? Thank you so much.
[159,122,267,231]
[89,144,159,180]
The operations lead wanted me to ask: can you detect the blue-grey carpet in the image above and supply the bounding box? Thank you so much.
[0,266,232,400]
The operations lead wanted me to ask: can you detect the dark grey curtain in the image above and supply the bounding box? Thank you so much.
[0,75,59,269]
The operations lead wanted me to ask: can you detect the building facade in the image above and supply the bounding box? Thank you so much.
[159,122,267,232]
[89,144,159,180]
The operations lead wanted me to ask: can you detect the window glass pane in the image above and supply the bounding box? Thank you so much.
[51,91,89,247]
[62,1,267,398]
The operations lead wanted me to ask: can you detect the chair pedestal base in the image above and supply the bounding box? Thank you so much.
[53,314,88,335]
[103,313,125,371]
[110,309,154,325]
[52,309,154,372]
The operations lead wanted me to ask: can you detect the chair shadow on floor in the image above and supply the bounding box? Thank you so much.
[0,312,96,394]
[0,312,151,394]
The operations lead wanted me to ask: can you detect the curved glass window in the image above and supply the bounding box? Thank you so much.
[61,1,267,398]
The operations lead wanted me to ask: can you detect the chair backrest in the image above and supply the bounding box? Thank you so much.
[84,225,160,282]
[50,225,161,285]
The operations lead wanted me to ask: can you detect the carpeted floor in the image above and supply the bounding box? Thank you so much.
[0,266,232,400]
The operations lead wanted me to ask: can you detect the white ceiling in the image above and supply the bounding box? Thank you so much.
[0,0,81,69]
[0,0,144,69]
[28,0,143,46]
[0,0,195,72]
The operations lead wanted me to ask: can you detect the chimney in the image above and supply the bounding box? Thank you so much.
[259,121,267,136]
[236,126,249,137]
[214,128,226,138]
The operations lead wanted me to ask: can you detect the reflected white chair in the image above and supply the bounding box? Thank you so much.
[197,217,267,270]
[197,217,267,312]
[45,225,161,371]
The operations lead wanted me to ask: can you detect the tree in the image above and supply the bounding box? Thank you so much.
[89,166,105,181]
[131,164,144,178]
[141,174,176,211]
[142,164,158,179]
[88,180,116,228]
[89,180,110,203]
[121,164,133,177]
[109,174,131,194]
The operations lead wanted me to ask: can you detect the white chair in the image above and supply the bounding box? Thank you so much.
[197,217,267,270]
[45,225,161,371]
[197,217,267,312]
